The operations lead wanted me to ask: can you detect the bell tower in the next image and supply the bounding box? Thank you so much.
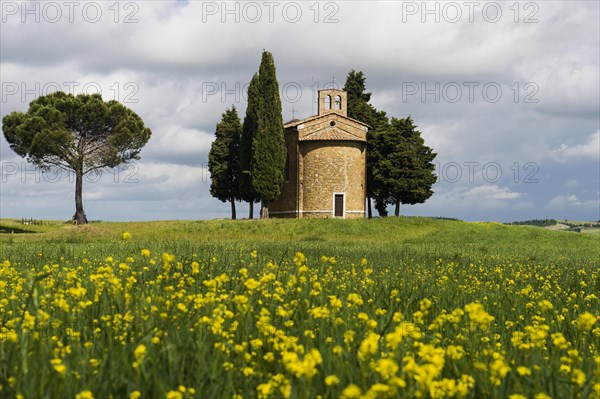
[318,89,347,117]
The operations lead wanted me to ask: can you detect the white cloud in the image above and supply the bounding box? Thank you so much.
[463,185,522,201]
[425,184,523,213]
[144,126,214,166]
[550,130,600,162]
[1,1,599,221]
[544,195,599,210]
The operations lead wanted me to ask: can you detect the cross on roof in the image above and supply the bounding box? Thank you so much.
[290,108,297,119]
[325,76,337,89]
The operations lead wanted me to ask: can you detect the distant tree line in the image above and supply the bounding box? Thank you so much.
[507,219,600,232]
[509,219,558,227]
[208,54,437,219]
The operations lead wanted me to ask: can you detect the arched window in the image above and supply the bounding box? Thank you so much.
[324,95,332,109]
[334,95,342,110]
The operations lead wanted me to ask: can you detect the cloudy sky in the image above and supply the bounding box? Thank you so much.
[1,0,598,222]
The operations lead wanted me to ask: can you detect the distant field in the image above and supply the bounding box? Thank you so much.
[1,218,599,398]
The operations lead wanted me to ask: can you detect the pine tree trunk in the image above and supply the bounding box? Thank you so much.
[230,197,236,220]
[260,202,269,219]
[249,202,254,219]
[375,198,388,217]
[367,196,372,219]
[395,201,400,217]
[74,169,87,224]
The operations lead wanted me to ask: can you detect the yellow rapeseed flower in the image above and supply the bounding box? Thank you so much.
[575,312,597,331]
[281,348,322,378]
[166,391,182,399]
[376,358,399,380]
[489,354,510,386]
[358,332,380,361]
[551,332,570,350]
[340,384,362,399]
[293,252,306,267]
[50,358,66,375]
[325,375,340,386]
[538,300,553,311]
[446,345,464,360]
[75,391,94,399]
[571,369,586,386]
[465,302,495,329]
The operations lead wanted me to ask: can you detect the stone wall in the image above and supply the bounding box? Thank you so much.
[299,140,366,218]
[318,89,348,116]
[269,89,368,219]
[298,113,366,141]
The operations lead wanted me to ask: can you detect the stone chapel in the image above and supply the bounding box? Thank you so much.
[269,89,369,218]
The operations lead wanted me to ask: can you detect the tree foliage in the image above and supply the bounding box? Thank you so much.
[343,70,388,217]
[344,70,437,217]
[240,73,260,219]
[208,106,242,219]
[371,117,437,216]
[2,91,151,223]
[251,51,286,218]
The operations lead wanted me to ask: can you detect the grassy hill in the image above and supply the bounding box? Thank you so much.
[1,217,597,265]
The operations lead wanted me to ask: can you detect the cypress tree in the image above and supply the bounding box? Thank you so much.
[240,74,260,219]
[251,51,286,219]
[208,106,242,219]
[343,70,388,218]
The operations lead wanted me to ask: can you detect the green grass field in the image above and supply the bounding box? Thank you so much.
[1,217,597,261]
[1,217,599,398]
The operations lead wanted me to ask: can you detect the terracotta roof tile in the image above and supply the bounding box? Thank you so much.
[299,127,366,142]
[284,112,370,129]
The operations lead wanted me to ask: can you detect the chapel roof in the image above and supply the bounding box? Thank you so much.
[284,112,371,130]
[299,126,366,142]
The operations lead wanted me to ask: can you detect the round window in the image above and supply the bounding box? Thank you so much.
[330,121,336,127]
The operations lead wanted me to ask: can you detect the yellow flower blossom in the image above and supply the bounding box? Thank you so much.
[575,312,597,331]
[50,358,66,375]
[133,344,147,368]
[571,369,586,386]
[465,302,495,329]
[75,391,94,399]
[166,391,182,399]
[538,300,553,311]
[376,358,399,380]
[358,332,380,361]
[325,375,340,386]
[340,384,362,399]
[281,348,322,378]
